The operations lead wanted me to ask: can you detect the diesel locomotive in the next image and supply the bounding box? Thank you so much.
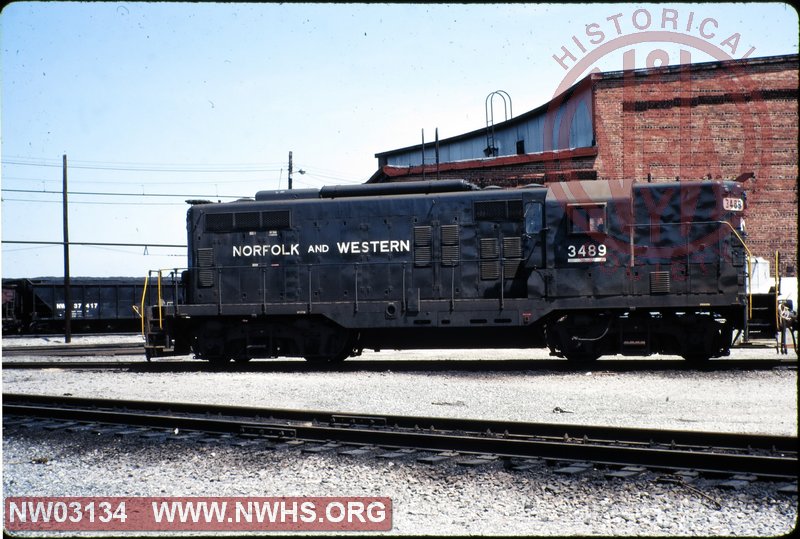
[143,178,749,363]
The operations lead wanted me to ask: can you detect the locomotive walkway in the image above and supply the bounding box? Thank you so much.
[4,393,796,480]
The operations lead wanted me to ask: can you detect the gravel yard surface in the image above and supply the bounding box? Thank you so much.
[2,425,797,537]
[2,338,797,436]
[3,335,797,536]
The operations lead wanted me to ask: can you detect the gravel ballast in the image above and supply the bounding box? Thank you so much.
[3,336,797,535]
[2,350,796,436]
[2,425,797,536]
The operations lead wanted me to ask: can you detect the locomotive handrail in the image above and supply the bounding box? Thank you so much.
[142,269,184,335]
[718,220,753,320]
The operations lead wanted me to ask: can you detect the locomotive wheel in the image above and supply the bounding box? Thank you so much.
[562,348,601,363]
[207,355,231,366]
[679,314,727,363]
[303,331,357,364]
[546,314,605,363]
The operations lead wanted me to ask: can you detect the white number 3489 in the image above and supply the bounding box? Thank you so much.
[567,243,607,260]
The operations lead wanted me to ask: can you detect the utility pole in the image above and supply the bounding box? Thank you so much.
[62,154,72,343]
[288,151,293,190]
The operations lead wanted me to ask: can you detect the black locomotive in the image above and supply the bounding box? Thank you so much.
[143,178,749,363]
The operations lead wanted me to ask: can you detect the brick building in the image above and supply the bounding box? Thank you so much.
[369,54,798,277]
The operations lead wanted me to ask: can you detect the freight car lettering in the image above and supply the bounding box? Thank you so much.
[308,244,330,253]
[232,244,300,257]
[56,303,99,310]
[336,240,411,255]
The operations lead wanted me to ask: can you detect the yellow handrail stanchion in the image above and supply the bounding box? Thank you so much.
[775,251,780,335]
[719,221,753,320]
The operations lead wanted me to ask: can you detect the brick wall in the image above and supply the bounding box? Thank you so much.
[593,59,798,276]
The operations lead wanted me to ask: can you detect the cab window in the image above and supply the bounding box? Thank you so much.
[569,204,606,234]
[524,202,543,235]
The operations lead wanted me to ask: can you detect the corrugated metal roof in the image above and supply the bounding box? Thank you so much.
[374,53,799,171]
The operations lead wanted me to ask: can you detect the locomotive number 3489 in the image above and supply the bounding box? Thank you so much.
[567,243,607,262]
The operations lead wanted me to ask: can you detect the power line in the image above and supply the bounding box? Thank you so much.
[3,157,367,184]
[2,175,281,187]
[1,188,248,199]
[1,197,188,206]
[2,240,186,248]
[2,157,285,173]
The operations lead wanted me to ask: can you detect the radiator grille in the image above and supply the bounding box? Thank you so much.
[205,213,233,232]
[205,210,290,231]
[475,199,523,220]
[261,210,291,229]
[234,212,260,230]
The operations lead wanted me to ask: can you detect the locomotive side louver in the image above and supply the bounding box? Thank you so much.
[650,271,670,294]
[503,237,523,279]
[414,226,432,267]
[504,259,521,279]
[503,237,522,258]
[197,248,214,287]
[440,224,460,266]
[480,261,501,280]
[480,238,500,280]
[480,238,499,259]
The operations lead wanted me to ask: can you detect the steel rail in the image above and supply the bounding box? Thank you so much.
[2,358,795,371]
[3,393,796,479]
[2,343,144,356]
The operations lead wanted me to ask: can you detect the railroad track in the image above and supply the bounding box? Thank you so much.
[2,358,796,372]
[3,393,796,480]
[2,342,144,357]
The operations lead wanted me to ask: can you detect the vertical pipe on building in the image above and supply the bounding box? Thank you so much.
[421,129,426,181]
[435,128,440,181]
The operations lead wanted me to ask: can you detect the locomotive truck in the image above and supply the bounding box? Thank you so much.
[143,178,749,363]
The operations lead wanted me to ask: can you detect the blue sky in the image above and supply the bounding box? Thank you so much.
[2,2,797,278]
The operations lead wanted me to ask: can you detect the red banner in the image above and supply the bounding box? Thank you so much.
[5,496,392,531]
